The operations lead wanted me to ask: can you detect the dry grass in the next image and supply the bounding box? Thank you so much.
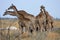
[0,19,19,28]
[53,20,60,28]
[0,18,60,28]
[45,32,60,40]
[0,18,60,40]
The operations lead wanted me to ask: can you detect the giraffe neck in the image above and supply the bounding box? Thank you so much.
[13,8,20,18]
[42,9,47,26]
[42,9,44,13]
[42,9,46,18]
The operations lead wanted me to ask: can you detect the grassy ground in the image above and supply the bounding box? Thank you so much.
[53,20,60,28]
[0,18,60,28]
[0,18,19,28]
[0,18,60,40]
[0,30,60,40]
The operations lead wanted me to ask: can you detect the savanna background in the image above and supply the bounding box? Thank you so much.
[0,18,60,40]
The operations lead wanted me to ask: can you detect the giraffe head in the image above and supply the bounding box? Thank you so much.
[41,5,45,9]
[8,4,17,11]
[3,10,16,16]
[3,4,19,16]
[40,5,45,13]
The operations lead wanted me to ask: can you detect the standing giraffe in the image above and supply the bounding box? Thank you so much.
[36,5,54,32]
[3,9,34,33]
[41,6,54,31]
[36,6,46,32]
[44,10,54,31]
[7,4,36,30]
[3,4,36,33]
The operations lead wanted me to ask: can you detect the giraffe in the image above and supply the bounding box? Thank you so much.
[41,6,54,31]
[7,4,36,30]
[3,4,36,33]
[36,8,46,32]
[36,5,54,32]
[44,11,54,31]
[3,9,34,34]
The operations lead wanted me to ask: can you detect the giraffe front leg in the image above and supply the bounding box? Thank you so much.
[51,22,54,30]
[22,27,25,34]
[40,24,44,32]
[47,22,51,32]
